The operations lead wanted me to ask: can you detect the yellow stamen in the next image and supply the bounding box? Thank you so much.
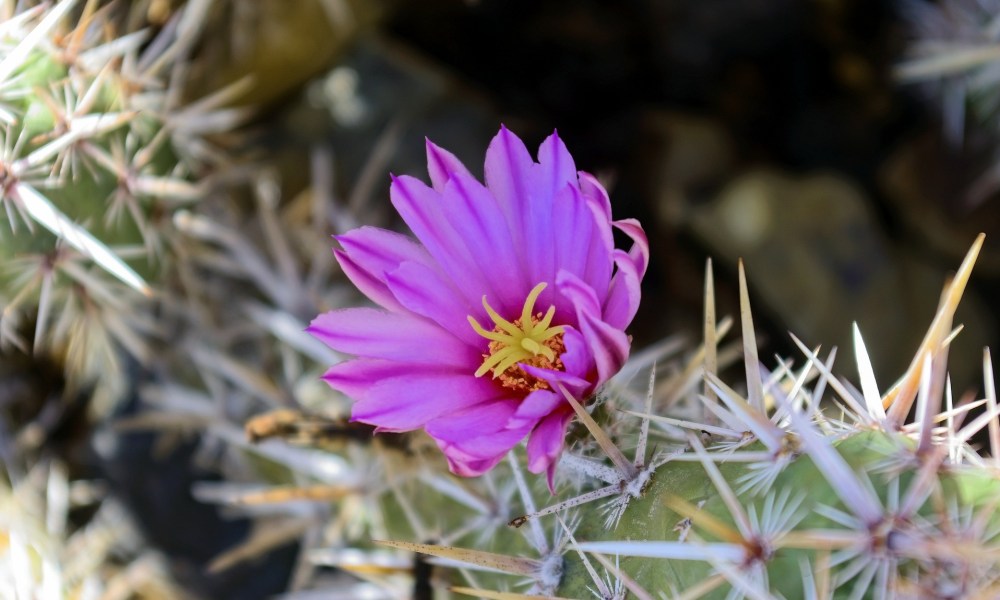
[468,282,567,393]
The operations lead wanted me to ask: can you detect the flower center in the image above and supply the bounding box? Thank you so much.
[468,282,566,393]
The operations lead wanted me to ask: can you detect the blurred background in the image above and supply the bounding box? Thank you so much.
[4,0,1000,597]
[201,0,1000,382]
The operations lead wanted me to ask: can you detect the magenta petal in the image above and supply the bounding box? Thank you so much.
[390,175,501,309]
[556,182,615,302]
[436,424,530,470]
[334,249,405,312]
[520,364,590,398]
[334,227,433,311]
[577,309,630,383]
[537,131,577,200]
[558,327,593,379]
[509,389,563,428]
[440,450,507,477]
[484,126,534,222]
[385,261,481,346]
[353,371,502,431]
[425,398,518,442]
[578,171,612,223]
[557,271,630,383]
[321,359,426,398]
[551,185,593,280]
[613,218,650,278]
[307,308,477,367]
[526,411,574,490]
[583,205,615,289]
[555,269,602,316]
[426,138,473,193]
[484,126,534,269]
[603,248,642,330]
[441,171,527,314]
[528,132,577,284]
[336,226,432,283]
[550,185,613,307]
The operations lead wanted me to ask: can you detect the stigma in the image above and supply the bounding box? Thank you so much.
[468,282,566,392]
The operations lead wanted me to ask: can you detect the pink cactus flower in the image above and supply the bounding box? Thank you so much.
[308,126,647,486]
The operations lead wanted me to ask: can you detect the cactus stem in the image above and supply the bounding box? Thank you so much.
[623,410,743,439]
[555,515,618,599]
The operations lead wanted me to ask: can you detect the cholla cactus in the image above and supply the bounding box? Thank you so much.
[0,0,247,408]
[329,235,999,599]
[896,0,1000,145]
[0,460,183,599]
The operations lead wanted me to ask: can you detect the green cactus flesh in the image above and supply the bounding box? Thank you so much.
[557,432,1000,599]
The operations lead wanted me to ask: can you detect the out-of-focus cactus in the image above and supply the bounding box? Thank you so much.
[0,0,249,410]
[895,0,1000,210]
[0,460,183,599]
[896,0,1000,145]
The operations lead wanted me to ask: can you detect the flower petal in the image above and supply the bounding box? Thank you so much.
[557,270,630,383]
[484,126,534,275]
[537,131,578,202]
[526,410,574,490]
[426,138,473,193]
[603,248,642,330]
[551,184,613,306]
[438,427,529,461]
[583,209,615,294]
[577,310,630,384]
[323,358,451,399]
[336,226,432,282]
[307,308,476,367]
[509,388,563,428]
[576,174,616,294]
[440,449,507,478]
[520,365,590,399]
[385,260,481,346]
[555,269,602,316]
[353,371,503,432]
[559,326,593,378]
[334,249,404,312]
[440,170,527,314]
[613,218,649,278]
[390,174,507,311]
[425,398,519,443]
[579,171,612,223]
[529,131,577,284]
[334,227,434,311]
[435,424,532,476]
